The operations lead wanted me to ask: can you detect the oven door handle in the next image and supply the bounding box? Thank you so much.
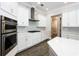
[2,21,5,33]
[2,35,5,55]
[5,32,17,37]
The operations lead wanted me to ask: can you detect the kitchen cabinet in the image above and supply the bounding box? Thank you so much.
[18,32,42,52]
[77,9,79,26]
[0,2,17,16]
[41,31,47,41]
[62,12,68,27]
[17,4,29,26]
[18,31,33,52]
[37,14,46,27]
[27,32,41,46]
[17,33,26,51]
[68,10,77,27]
[62,9,79,27]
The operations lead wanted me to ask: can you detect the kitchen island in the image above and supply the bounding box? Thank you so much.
[47,37,79,56]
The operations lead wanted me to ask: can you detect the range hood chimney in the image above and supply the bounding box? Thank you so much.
[31,7,35,20]
[29,7,39,21]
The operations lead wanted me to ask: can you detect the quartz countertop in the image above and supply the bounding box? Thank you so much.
[47,37,79,56]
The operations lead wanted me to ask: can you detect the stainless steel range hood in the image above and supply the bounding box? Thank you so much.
[29,7,39,21]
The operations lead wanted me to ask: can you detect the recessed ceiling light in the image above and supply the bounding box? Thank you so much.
[64,2,68,4]
[46,8,48,11]
[40,4,44,6]
[37,2,41,4]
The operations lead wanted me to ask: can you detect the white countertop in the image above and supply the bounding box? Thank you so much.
[47,37,79,56]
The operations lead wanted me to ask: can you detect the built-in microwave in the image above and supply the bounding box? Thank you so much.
[2,16,17,34]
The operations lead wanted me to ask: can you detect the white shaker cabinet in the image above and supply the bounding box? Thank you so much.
[0,2,18,16]
[38,14,46,27]
[62,12,68,27]
[27,32,41,47]
[18,32,42,52]
[17,4,29,26]
[18,33,27,51]
[77,9,79,26]
[18,32,32,52]
[68,10,77,27]
[41,31,47,41]
[62,10,78,27]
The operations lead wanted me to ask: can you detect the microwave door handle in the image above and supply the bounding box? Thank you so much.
[2,21,5,33]
[5,32,16,37]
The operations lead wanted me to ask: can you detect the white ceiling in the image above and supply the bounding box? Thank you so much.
[25,2,74,12]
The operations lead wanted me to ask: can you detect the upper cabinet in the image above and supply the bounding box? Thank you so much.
[77,9,79,26]
[0,2,18,16]
[62,9,79,27]
[37,14,46,27]
[17,4,30,26]
[68,10,77,27]
[62,12,68,27]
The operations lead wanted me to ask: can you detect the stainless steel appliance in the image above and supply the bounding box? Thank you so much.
[0,15,17,56]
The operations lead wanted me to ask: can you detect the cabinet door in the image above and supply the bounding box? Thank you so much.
[0,2,17,16]
[41,31,47,41]
[34,32,41,44]
[26,33,33,48]
[38,14,46,27]
[77,9,79,26]
[10,2,18,16]
[27,32,41,47]
[62,12,68,27]
[17,5,29,26]
[18,33,26,51]
[68,10,77,27]
[0,2,11,13]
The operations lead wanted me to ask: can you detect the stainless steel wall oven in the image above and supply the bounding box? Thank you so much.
[0,15,17,56]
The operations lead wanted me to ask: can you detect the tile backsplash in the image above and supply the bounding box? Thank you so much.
[62,27,79,35]
[17,26,46,33]
[62,27,79,40]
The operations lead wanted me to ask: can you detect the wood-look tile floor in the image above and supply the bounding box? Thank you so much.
[16,40,49,56]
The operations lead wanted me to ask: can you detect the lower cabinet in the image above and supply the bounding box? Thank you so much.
[18,33,27,52]
[41,31,47,41]
[27,32,41,46]
[18,32,42,52]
